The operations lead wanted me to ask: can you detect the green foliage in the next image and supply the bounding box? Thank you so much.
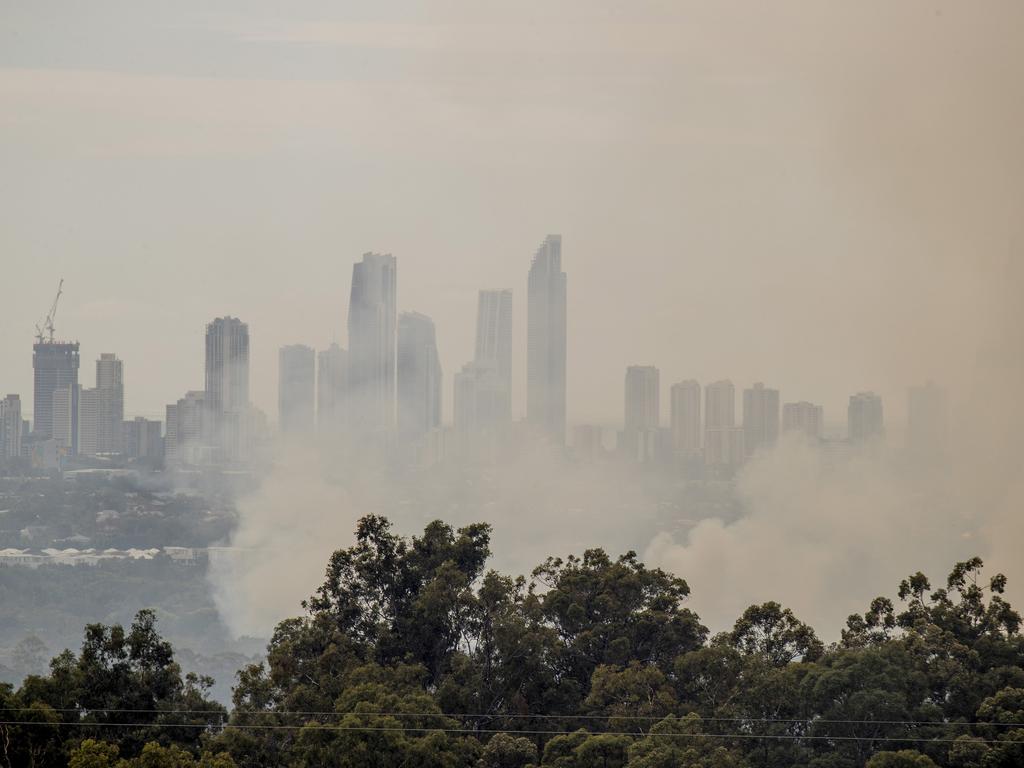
[865,750,939,768]
[478,732,538,768]
[9,521,1024,768]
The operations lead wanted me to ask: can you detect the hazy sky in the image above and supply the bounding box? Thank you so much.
[2,0,1021,428]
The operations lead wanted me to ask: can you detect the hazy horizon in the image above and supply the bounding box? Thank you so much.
[4,1,1021,431]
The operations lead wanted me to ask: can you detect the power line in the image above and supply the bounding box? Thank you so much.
[1,720,1022,745]
[2,707,1022,728]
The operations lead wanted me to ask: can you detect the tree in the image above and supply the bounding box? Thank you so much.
[69,739,120,768]
[478,733,538,768]
[728,602,823,666]
[864,750,938,768]
[625,714,747,768]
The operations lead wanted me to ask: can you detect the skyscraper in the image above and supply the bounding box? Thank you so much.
[95,353,124,453]
[527,235,567,443]
[0,394,22,459]
[205,317,250,460]
[704,380,744,469]
[782,401,824,439]
[32,341,79,446]
[348,252,397,432]
[453,361,506,434]
[670,380,702,455]
[51,385,78,451]
[77,387,102,456]
[474,290,513,421]
[317,343,348,433]
[848,392,884,442]
[743,382,780,456]
[165,391,209,467]
[397,312,442,439]
[278,344,316,435]
[622,365,660,461]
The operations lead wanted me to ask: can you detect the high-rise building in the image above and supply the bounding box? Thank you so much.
[77,387,102,456]
[474,290,513,421]
[0,394,23,459]
[51,385,78,451]
[527,235,567,443]
[122,417,163,461]
[907,382,948,459]
[705,380,735,430]
[453,361,507,434]
[622,365,659,460]
[95,353,124,453]
[32,341,80,446]
[704,380,743,470]
[624,366,660,432]
[848,392,884,442]
[782,401,824,439]
[317,343,348,433]
[205,317,250,460]
[348,253,397,432]
[743,382,780,456]
[397,312,442,439]
[165,391,209,467]
[278,345,316,435]
[670,380,701,455]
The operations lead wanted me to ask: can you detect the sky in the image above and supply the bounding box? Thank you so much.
[1,0,1022,430]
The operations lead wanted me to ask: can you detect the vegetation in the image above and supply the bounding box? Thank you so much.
[3,516,1022,767]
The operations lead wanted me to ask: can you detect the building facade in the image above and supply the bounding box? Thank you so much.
[782,401,824,439]
[317,343,348,434]
[0,394,22,459]
[526,235,567,443]
[32,341,80,448]
[474,289,513,422]
[743,382,780,456]
[205,317,250,461]
[397,312,442,439]
[95,353,124,453]
[347,253,397,432]
[848,391,884,442]
[670,380,701,455]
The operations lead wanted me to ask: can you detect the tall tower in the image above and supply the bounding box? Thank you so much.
[205,317,250,459]
[0,394,23,459]
[527,235,567,443]
[704,380,743,469]
[848,392,884,443]
[96,353,124,453]
[317,343,348,434]
[32,341,80,447]
[743,382,780,457]
[622,365,660,461]
[670,380,702,455]
[397,312,442,438]
[278,345,316,435]
[474,290,513,421]
[347,253,397,432]
[624,366,660,432]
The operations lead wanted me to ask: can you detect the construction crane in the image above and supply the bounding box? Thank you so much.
[35,278,64,344]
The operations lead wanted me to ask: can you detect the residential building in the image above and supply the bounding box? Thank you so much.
[743,382,780,456]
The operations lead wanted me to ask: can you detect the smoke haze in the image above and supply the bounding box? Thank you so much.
[2,2,1022,640]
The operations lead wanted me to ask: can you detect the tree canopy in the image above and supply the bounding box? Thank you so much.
[4,516,1023,768]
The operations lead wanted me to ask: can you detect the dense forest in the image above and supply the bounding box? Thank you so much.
[2,516,1022,767]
